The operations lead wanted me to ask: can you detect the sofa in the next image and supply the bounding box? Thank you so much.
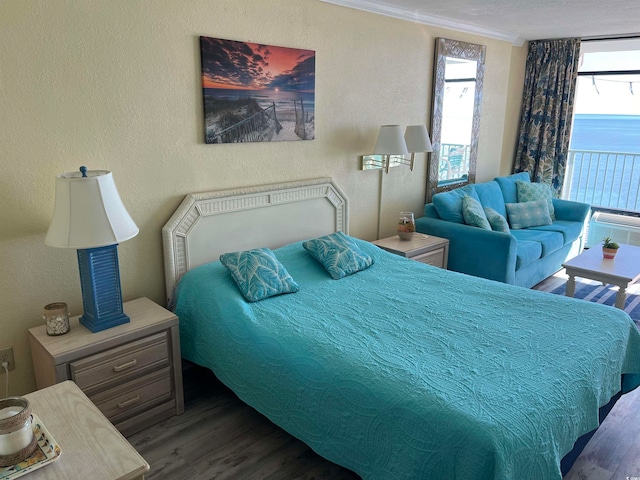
[415,172,591,288]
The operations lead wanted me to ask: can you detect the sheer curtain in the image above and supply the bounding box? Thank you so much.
[513,38,581,196]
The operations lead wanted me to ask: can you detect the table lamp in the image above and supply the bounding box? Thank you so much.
[45,167,139,333]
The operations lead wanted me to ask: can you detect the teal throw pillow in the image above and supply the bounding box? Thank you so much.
[220,248,299,302]
[516,180,555,219]
[505,199,553,229]
[303,231,374,279]
[494,172,531,203]
[462,195,491,230]
[484,207,510,233]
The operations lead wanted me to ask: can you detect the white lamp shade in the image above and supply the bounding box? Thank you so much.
[405,125,433,153]
[373,125,409,155]
[45,169,139,249]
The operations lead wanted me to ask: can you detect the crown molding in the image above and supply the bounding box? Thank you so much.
[318,0,524,46]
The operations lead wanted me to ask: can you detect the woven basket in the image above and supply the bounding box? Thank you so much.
[0,397,38,467]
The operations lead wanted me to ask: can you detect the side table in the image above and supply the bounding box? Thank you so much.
[372,233,449,269]
[28,297,184,437]
[23,380,149,479]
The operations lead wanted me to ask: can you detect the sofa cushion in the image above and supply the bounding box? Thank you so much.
[515,239,542,269]
[517,180,555,219]
[462,196,491,229]
[484,207,510,233]
[474,181,507,217]
[495,171,531,204]
[423,203,440,218]
[511,229,564,256]
[506,199,553,229]
[432,184,480,224]
[529,220,584,245]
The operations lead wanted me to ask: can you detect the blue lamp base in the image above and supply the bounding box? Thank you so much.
[77,245,130,333]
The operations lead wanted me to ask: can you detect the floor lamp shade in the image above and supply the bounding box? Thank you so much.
[46,168,139,333]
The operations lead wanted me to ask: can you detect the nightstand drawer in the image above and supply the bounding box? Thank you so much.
[413,248,445,268]
[70,331,169,393]
[91,367,173,422]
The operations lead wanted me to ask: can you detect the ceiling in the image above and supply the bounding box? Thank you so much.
[319,0,640,46]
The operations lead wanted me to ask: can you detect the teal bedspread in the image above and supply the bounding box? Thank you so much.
[174,237,640,480]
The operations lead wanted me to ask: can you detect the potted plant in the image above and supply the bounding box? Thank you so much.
[602,236,619,259]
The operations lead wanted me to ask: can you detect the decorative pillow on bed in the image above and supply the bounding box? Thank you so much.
[483,207,510,233]
[516,180,555,219]
[302,231,374,279]
[219,248,299,302]
[505,199,553,229]
[462,195,491,230]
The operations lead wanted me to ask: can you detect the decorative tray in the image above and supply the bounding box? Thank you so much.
[0,414,61,479]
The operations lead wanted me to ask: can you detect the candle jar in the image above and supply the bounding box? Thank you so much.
[398,212,416,240]
[44,302,70,336]
[0,397,37,466]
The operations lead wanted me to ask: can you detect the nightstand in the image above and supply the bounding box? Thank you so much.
[28,297,184,437]
[373,234,449,269]
[23,381,149,479]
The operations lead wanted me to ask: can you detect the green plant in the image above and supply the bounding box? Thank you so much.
[602,236,619,249]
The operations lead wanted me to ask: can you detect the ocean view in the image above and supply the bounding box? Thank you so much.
[570,114,640,152]
[566,114,640,211]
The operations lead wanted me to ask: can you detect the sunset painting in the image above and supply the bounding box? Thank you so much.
[200,36,316,144]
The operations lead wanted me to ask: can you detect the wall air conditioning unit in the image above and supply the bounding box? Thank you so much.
[586,211,640,247]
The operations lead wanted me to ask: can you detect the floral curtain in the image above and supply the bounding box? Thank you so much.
[513,38,581,196]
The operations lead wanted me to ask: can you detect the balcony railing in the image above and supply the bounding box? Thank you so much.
[438,143,470,182]
[563,149,640,212]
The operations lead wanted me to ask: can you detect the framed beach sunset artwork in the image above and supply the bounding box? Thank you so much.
[200,36,316,144]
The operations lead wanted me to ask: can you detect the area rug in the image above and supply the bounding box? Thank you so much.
[550,279,640,326]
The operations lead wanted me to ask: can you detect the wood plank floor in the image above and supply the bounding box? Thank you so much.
[128,362,360,479]
[128,270,640,479]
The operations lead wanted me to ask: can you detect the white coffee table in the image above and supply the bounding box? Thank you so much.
[562,244,640,309]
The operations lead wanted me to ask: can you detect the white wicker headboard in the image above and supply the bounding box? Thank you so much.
[162,177,349,306]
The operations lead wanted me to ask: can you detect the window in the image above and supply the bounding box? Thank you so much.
[563,39,640,213]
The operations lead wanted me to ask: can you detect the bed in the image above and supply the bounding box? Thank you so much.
[163,178,640,480]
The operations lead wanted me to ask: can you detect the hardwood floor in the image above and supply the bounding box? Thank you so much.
[128,362,360,479]
[128,271,640,479]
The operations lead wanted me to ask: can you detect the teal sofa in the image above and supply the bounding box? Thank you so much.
[415,172,591,288]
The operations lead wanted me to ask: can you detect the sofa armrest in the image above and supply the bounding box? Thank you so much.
[553,199,591,223]
[415,216,517,284]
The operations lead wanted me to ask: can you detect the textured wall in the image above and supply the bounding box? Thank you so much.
[0,0,525,395]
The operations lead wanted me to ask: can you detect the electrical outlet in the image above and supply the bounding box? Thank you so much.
[0,346,15,372]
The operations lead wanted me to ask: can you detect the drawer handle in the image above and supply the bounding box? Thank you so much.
[113,359,137,372]
[117,395,141,409]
